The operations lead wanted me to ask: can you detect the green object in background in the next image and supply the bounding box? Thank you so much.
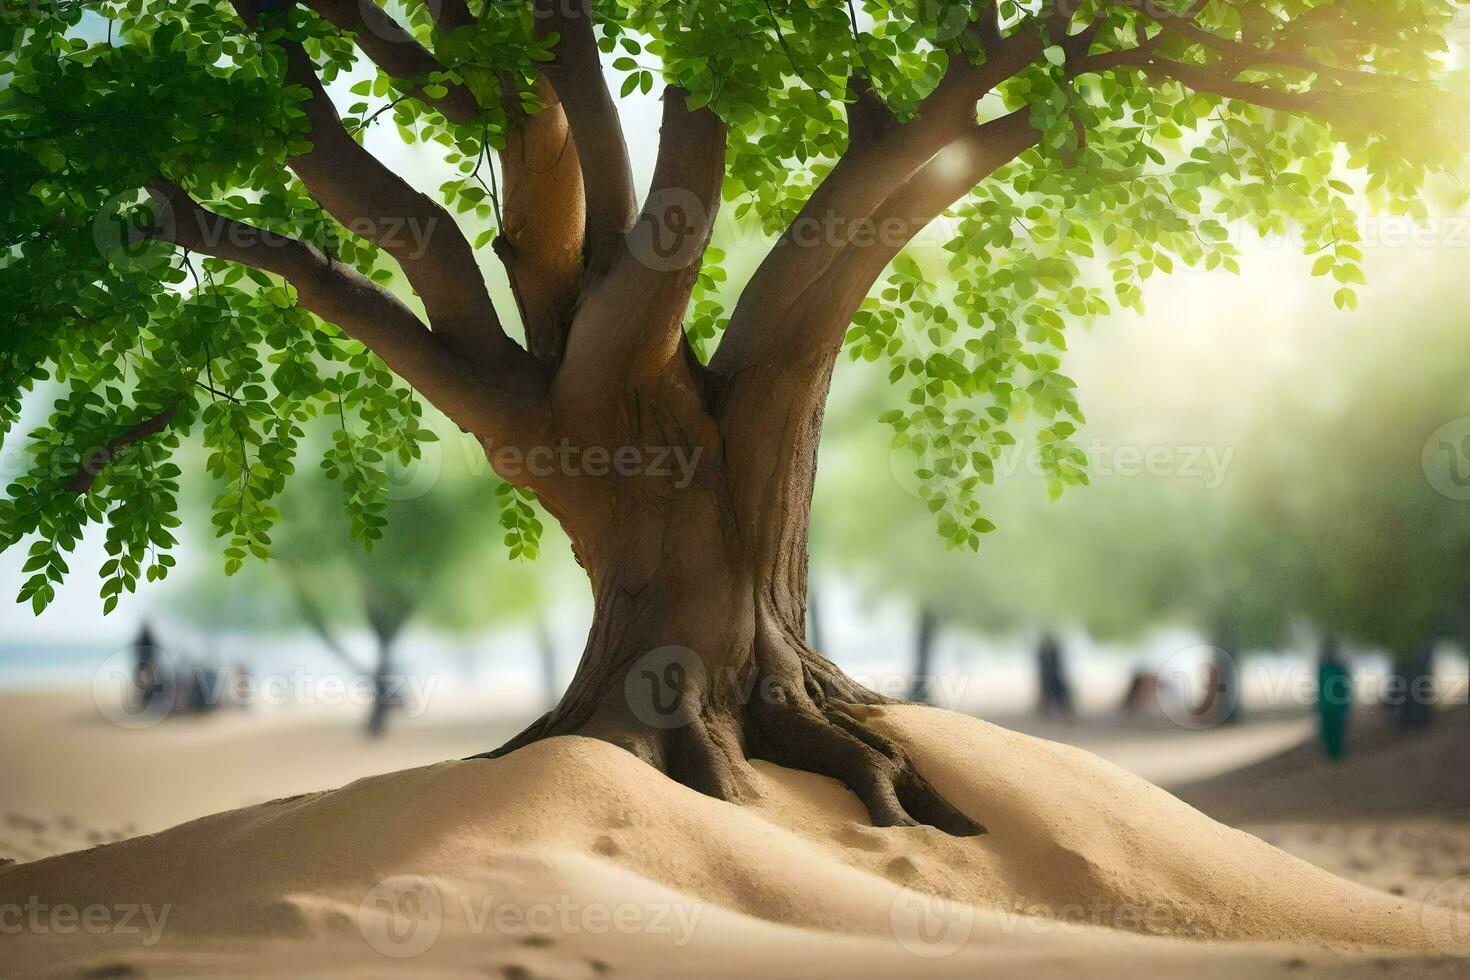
[1317,659,1352,762]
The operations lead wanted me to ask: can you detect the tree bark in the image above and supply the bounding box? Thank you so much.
[475,380,982,835]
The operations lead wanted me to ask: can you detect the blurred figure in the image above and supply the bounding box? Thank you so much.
[908,607,939,705]
[1316,635,1352,761]
[1036,633,1074,719]
[130,622,169,717]
[1120,659,1160,717]
[227,662,253,710]
[1395,642,1436,730]
[188,661,223,715]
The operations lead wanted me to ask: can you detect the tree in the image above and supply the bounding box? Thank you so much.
[2,0,1464,834]
[272,471,502,735]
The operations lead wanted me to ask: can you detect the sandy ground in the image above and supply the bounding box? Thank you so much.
[1,691,1467,978]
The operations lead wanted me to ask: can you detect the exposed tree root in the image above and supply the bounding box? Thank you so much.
[471,642,985,838]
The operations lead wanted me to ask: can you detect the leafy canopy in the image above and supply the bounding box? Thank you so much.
[1,0,1465,612]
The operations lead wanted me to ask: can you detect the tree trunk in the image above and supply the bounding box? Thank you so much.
[367,632,395,738]
[475,383,981,835]
[908,607,938,704]
[1396,642,1436,730]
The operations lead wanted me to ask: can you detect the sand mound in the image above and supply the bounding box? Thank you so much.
[1,705,1464,978]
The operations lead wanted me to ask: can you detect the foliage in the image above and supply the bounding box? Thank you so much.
[2,0,1466,611]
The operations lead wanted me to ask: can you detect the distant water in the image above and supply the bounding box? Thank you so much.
[0,642,118,689]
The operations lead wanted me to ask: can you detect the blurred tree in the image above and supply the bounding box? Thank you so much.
[3,0,1465,829]
[274,469,499,735]
[1245,285,1470,727]
[817,367,1292,718]
[172,431,573,732]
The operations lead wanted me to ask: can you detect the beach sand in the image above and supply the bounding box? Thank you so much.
[1,691,1467,978]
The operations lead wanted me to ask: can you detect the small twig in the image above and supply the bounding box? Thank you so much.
[65,401,181,494]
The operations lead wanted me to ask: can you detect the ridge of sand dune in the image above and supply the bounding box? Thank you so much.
[1,705,1464,978]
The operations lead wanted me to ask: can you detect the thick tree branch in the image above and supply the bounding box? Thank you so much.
[532,0,637,278]
[1145,10,1402,91]
[432,0,475,32]
[710,109,1039,594]
[715,108,1038,392]
[1068,46,1327,117]
[1069,0,1401,116]
[233,0,513,370]
[845,74,897,151]
[1142,60,1326,115]
[714,28,1043,359]
[65,400,181,494]
[299,0,480,123]
[145,178,548,443]
[556,87,724,422]
[496,75,585,363]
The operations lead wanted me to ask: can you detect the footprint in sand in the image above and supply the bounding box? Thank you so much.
[592,834,621,857]
[835,825,888,853]
[885,855,925,881]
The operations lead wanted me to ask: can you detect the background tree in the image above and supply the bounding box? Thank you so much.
[2,0,1464,833]
[272,468,501,735]
[818,364,1289,714]
[169,431,574,730]
[1243,273,1470,727]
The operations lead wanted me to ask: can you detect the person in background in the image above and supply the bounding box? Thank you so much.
[1037,633,1075,720]
[1316,635,1352,761]
[1120,658,1161,717]
[131,622,167,717]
